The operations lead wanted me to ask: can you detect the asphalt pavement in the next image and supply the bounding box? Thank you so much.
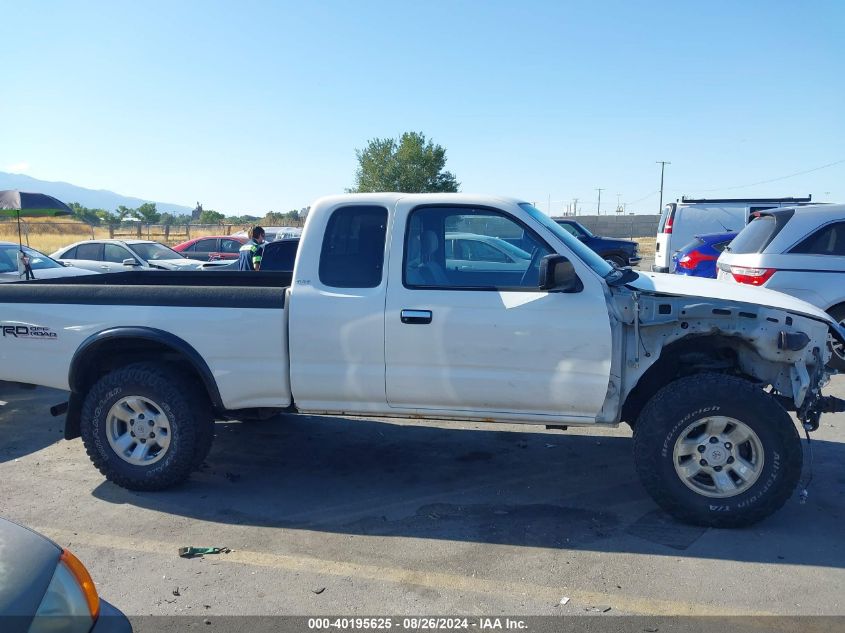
[1,374,844,622]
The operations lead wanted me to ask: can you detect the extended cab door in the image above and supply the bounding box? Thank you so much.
[288,203,390,413]
[384,202,613,422]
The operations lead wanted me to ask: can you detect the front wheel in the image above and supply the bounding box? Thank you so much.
[605,255,626,269]
[826,304,845,372]
[80,362,214,491]
[633,374,802,528]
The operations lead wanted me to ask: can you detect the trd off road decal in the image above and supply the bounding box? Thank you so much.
[1,325,57,339]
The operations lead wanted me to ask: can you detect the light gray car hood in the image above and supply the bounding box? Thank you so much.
[0,266,95,283]
[148,258,204,270]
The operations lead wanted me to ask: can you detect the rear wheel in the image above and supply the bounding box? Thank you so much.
[826,304,845,372]
[633,374,802,527]
[80,362,214,490]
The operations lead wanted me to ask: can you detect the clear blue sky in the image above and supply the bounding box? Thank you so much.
[3,0,844,215]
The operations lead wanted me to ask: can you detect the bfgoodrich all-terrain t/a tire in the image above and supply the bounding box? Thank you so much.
[633,373,802,528]
[80,362,214,491]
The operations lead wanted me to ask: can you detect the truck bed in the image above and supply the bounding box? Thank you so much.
[0,270,293,409]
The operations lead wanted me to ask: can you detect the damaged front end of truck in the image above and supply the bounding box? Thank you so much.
[599,272,845,430]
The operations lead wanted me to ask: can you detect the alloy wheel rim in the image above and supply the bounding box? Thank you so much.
[672,416,764,499]
[106,396,172,466]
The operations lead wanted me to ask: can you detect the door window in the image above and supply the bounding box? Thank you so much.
[319,206,388,288]
[790,222,845,256]
[193,239,218,253]
[104,244,131,263]
[220,239,242,254]
[75,243,103,260]
[404,207,552,290]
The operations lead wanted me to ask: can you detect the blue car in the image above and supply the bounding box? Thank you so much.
[671,231,737,278]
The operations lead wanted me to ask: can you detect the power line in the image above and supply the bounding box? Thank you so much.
[677,158,845,193]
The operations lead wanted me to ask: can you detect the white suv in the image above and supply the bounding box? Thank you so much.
[717,204,845,368]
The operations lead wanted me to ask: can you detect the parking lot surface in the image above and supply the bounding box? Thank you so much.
[1,376,844,619]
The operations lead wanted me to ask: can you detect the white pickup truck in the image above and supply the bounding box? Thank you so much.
[2,193,844,527]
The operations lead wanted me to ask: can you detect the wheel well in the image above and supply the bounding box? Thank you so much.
[70,336,221,411]
[621,335,749,426]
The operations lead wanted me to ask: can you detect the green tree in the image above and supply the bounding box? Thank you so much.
[69,202,103,226]
[135,202,161,224]
[262,211,286,225]
[349,131,459,193]
[96,210,121,227]
[199,210,225,224]
[115,205,137,222]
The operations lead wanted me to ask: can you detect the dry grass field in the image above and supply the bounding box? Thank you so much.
[635,236,656,257]
[0,219,238,253]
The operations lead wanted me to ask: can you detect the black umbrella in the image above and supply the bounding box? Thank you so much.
[0,190,73,279]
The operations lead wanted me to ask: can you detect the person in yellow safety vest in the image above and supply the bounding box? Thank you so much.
[238,226,266,271]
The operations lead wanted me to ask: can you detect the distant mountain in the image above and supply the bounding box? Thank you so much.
[0,172,193,215]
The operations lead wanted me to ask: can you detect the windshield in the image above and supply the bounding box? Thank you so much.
[556,220,592,238]
[131,242,184,261]
[0,244,64,273]
[519,203,626,282]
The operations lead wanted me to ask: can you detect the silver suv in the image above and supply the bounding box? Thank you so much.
[717,204,845,368]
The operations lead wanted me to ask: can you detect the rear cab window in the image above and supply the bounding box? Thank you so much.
[319,206,388,288]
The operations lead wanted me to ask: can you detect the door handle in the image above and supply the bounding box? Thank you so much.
[401,309,432,325]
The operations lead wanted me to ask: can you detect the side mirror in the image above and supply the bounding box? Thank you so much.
[576,234,587,241]
[539,254,582,292]
[123,258,141,267]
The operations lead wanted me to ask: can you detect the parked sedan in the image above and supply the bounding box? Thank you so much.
[717,204,845,369]
[0,516,130,632]
[671,231,737,278]
[0,241,95,282]
[171,235,246,261]
[553,219,641,268]
[444,232,531,273]
[52,240,205,273]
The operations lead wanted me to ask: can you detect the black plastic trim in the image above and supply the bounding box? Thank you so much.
[0,279,287,309]
[69,327,225,411]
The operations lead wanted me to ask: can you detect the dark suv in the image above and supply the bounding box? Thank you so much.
[553,219,641,268]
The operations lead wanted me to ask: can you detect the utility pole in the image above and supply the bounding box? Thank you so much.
[595,188,603,215]
[572,198,579,215]
[656,161,671,214]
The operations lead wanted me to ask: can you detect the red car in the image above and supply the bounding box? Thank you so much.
[171,235,246,261]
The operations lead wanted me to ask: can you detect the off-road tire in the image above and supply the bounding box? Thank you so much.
[633,373,802,528]
[80,362,214,490]
[826,304,845,372]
